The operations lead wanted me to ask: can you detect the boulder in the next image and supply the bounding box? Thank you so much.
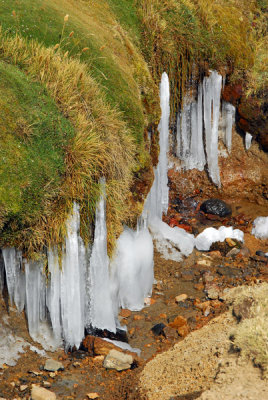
[200,199,232,217]
[103,349,133,371]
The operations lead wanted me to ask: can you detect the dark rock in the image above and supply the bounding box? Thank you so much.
[151,323,166,336]
[256,250,268,258]
[200,199,232,217]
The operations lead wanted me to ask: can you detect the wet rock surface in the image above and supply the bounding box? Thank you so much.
[200,199,232,217]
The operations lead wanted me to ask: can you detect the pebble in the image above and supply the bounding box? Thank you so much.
[197,259,212,266]
[175,294,188,303]
[49,373,56,378]
[103,350,133,371]
[226,247,240,258]
[169,316,187,329]
[200,199,231,217]
[206,285,220,300]
[72,362,81,368]
[44,359,64,372]
[19,385,28,392]
[225,237,237,247]
[151,323,166,336]
[43,381,51,388]
[177,325,189,337]
[31,385,56,400]
[87,393,99,399]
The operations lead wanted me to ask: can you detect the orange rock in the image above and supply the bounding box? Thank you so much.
[169,316,187,329]
[177,325,190,337]
[133,314,144,321]
[159,313,167,319]
[195,301,211,312]
[119,309,132,318]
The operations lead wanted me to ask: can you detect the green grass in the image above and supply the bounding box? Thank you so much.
[0,60,75,245]
[0,0,147,145]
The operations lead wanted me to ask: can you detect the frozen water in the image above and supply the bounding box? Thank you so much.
[111,227,154,311]
[88,179,116,332]
[176,84,205,171]
[222,101,235,152]
[195,226,244,251]
[251,217,268,239]
[2,248,25,312]
[149,216,195,261]
[61,202,85,349]
[47,247,62,345]
[103,338,141,356]
[143,72,170,222]
[203,70,222,187]
[245,132,253,150]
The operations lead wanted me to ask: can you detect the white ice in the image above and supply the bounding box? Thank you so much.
[88,179,116,332]
[111,227,154,312]
[251,217,268,239]
[2,248,25,312]
[195,226,244,251]
[149,216,195,261]
[222,101,235,152]
[245,132,253,150]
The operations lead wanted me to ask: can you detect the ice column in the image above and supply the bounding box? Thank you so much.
[203,70,222,187]
[222,101,235,152]
[143,72,170,221]
[2,248,25,312]
[176,83,205,171]
[60,202,85,349]
[88,179,116,332]
[47,247,62,344]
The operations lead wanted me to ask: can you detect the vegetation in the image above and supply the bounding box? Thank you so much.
[0,0,266,257]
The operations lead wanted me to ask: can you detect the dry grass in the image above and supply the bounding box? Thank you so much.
[0,28,138,255]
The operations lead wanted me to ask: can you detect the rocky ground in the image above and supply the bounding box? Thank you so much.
[0,197,268,400]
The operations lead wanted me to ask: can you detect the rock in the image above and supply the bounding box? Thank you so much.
[206,285,220,300]
[195,301,211,313]
[169,316,187,330]
[43,382,51,389]
[225,238,237,247]
[19,385,28,392]
[163,326,178,341]
[177,325,190,337]
[49,373,56,378]
[133,314,144,321]
[44,359,64,372]
[256,250,268,258]
[31,385,56,400]
[175,294,188,303]
[197,259,212,266]
[87,394,99,399]
[200,199,232,217]
[226,248,240,258]
[103,350,133,371]
[151,323,166,336]
[203,272,214,283]
[119,309,132,318]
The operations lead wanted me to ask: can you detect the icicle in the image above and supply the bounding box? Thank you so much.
[47,247,62,344]
[203,71,222,187]
[2,248,25,312]
[111,227,154,312]
[25,260,47,338]
[222,101,235,152]
[61,202,85,349]
[88,179,116,332]
[245,132,253,150]
[0,251,4,293]
[143,72,170,222]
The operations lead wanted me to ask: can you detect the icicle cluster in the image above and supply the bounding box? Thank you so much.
[176,71,236,187]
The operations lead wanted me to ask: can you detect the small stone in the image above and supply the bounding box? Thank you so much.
[206,285,220,300]
[87,393,99,399]
[163,326,178,341]
[175,294,188,303]
[72,362,81,368]
[151,323,166,336]
[225,238,237,247]
[93,355,105,362]
[11,382,16,388]
[31,385,56,400]
[197,259,212,267]
[44,359,64,372]
[49,373,56,378]
[169,316,187,329]
[195,301,211,312]
[177,325,190,337]
[226,247,240,258]
[103,350,133,371]
[29,371,42,376]
[200,199,232,217]
[19,385,28,392]
[119,309,132,318]
[203,272,214,283]
[43,381,51,389]
[204,307,210,317]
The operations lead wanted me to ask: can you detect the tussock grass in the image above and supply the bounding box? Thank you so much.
[0,29,138,255]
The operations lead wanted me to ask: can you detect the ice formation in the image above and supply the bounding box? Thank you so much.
[195,226,244,251]
[2,248,25,312]
[143,72,170,221]
[251,217,268,239]
[111,227,154,312]
[245,132,253,150]
[176,71,236,187]
[149,217,195,262]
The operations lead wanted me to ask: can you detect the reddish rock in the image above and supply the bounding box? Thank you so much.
[119,309,132,318]
[177,325,190,338]
[169,316,187,329]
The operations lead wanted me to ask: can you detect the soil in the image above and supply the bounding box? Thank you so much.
[0,201,268,400]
